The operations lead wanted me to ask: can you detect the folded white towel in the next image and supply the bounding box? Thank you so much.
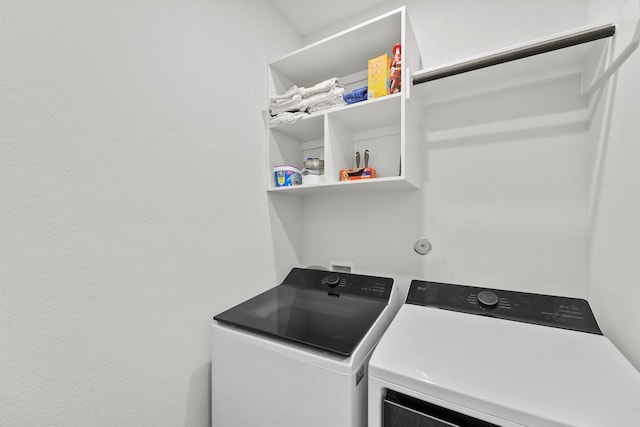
[307,100,346,114]
[269,85,301,102]
[270,95,302,112]
[307,93,347,113]
[272,94,302,106]
[299,77,340,98]
[269,78,345,115]
[269,111,309,126]
[270,77,341,103]
[270,97,305,115]
[300,86,345,112]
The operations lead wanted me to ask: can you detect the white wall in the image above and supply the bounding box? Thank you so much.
[418,75,590,296]
[302,0,590,293]
[301,0,640,371]
[0,1,299,425]
[587,0,640,368]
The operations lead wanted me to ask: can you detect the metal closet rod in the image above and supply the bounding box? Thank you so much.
[413,23,616,85]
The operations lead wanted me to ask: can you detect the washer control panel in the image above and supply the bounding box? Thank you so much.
[406,280,602,335]
[283,268,393,301]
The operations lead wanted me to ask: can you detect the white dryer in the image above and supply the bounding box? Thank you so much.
[212,268,400,427]
[369,280,640,426]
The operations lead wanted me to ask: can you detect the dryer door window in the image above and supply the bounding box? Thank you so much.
[383,390,498,427]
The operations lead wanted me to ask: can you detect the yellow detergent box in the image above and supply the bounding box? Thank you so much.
[367,54,391,99]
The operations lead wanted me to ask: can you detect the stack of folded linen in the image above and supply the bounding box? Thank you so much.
[269,111,309,126]
[269,78,346,124]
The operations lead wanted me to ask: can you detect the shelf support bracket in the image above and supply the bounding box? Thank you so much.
[583,19,640,97]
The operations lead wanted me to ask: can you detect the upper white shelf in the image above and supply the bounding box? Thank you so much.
[411,22,615,106]
[269,8,402,89]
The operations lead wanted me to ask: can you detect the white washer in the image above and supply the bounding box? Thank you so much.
[369,280,640,426]
[212,268,400,427]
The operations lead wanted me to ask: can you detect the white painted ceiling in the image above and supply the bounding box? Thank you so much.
[268,0,390,37]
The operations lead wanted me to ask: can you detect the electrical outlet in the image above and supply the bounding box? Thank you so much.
[330,261,354,273]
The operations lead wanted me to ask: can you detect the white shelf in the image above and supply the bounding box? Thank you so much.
[269,9,402,89]
[266,7,422,196]
[269,114,324,141]
[411,22,615,106]
[268,92,401,138]
[328,93,401,132]
[266,175,418,195]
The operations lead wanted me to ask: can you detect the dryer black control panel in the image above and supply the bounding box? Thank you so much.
[406,280,602,335]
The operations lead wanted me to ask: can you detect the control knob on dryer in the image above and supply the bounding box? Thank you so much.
[477,290,499,308]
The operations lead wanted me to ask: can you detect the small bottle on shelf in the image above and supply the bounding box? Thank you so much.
[390,43,402,94]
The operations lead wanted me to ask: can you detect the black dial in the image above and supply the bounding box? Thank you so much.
[478,290,499,307]
[326,274,340,287]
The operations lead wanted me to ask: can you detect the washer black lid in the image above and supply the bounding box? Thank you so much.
[214,268,394,357]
